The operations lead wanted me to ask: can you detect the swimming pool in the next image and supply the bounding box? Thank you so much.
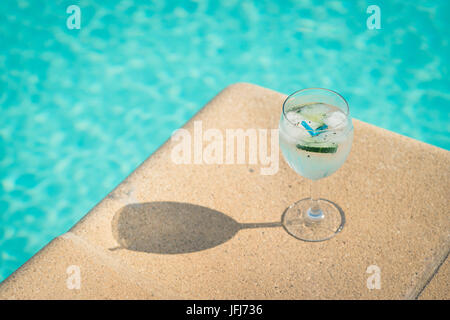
[0,0,449,282]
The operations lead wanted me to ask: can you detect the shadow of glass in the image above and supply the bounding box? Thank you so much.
[111,201,281,254]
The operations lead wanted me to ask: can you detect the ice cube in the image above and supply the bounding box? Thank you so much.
[324,111,346,130]
[285,111,305,125]
[282,112,311,140]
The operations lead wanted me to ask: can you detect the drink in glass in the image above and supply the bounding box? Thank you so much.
[279,88,353,241]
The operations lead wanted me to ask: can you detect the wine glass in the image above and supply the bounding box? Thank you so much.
[279,88,353,242]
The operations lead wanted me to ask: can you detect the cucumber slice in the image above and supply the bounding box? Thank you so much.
[292,103,328,123]
[296,142,338,153]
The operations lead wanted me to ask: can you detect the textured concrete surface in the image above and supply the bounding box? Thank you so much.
[419,256,449,300]
[0,234,152,299]
[0,83,449,299]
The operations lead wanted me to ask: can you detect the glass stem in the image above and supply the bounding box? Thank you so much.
[308,179,323,219]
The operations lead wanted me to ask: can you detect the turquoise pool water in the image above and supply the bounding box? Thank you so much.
[0,0,449,281]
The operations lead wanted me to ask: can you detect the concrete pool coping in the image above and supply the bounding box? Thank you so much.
[0,83,448,299]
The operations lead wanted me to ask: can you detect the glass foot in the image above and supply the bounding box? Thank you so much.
[281,198,345,242]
